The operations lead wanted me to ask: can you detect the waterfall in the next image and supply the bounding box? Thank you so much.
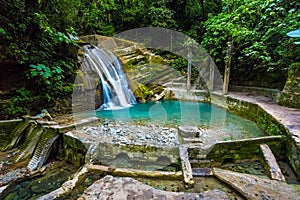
[82,46,136,110]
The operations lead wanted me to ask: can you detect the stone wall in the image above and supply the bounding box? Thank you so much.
[62,134,87,166]
[211,93,285,136]
[72,70,102,112]
[279,62,300,109]
[85,143,180,170]
[211,93,300,178]
[0,119,22,150]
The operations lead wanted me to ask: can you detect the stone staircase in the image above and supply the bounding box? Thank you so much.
[14,121,43,162]
[1,117,31,151]
[27,132,59,171]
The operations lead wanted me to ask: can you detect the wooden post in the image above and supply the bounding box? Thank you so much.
[223,41,232,95]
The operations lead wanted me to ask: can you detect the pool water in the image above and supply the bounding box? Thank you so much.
[96,100,264,139]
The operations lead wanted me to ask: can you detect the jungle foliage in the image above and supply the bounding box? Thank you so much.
[201,0,300,87]
[0,0,299,118]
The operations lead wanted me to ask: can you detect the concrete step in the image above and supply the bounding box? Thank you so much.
[192,168,213,176]
[260,144,286,182]
[189,159,211,168]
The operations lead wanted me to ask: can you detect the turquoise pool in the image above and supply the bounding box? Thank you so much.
[95,100,264,139]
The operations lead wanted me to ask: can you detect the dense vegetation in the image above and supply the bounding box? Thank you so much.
[0,0,299,118]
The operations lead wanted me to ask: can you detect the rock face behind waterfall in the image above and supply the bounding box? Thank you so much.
[80,46,136,110]
[73,41,137,112]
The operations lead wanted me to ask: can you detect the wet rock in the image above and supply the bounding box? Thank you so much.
[78,175,228,200]
[0,168,28,187]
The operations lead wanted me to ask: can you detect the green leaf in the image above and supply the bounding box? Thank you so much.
[31,71,39,76]
[55,68,62,73]
[37,65,42,70]
[0,28,6,35]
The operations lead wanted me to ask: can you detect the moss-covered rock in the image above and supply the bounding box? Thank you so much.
[148,55,165,64]
[131,80,151,103]
[63,134,87,166]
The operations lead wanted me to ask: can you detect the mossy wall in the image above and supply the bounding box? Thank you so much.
[211,94,285,136]
[85,142,180,167]
[62,134,87,166]
[286,133,300,178]
[0,119,22,150]
[211,93,300,178]
[279,62,300,109]
[205,136,285,166]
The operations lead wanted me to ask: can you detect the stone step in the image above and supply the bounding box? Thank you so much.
[27,132,59,171]
[182,138,203,144]
[114,46,138,56]
[213,168,300,200]
[14,124,43,162]
[192,168,213,176]
[189,159,211,168]
[136,67,179,85]
[178,126,200,138]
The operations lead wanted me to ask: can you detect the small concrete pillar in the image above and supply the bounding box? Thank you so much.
[178,126,200,144]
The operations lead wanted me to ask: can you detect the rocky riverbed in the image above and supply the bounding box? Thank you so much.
[72,120,180,147]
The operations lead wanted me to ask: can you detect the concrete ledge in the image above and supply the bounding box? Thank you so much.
[260,144,285,182]
[51,117,99,133]
[179,146,194,187]
[87,164,183,179]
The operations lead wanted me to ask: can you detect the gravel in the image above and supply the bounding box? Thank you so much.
[76,121,180,147]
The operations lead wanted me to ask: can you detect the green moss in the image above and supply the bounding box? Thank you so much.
[225,96,287,136]
[131,81,151,103]
[149,55,164,64]
[206,136,285,166]
[63,135,87,166]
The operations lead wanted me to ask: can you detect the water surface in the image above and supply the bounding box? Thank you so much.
[96,100,264,139]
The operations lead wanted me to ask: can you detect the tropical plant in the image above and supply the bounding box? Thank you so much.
[201,0,300,88]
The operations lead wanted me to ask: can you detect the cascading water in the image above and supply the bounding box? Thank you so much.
[81,46,136,110]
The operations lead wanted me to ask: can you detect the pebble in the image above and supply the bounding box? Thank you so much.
[79,122,179,147]
[116,129,122,133]
[103,121,109,126]
[145,134,152,139]
[169,133,175,139]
